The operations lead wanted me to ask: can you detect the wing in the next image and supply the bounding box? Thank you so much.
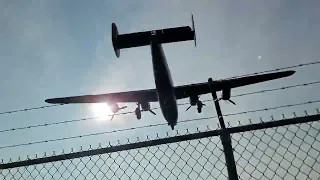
[45,70,295,104]
[174,70,295,99]
[45,89,158,104]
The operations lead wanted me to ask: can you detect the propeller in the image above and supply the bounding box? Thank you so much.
[149,109,156,115]
[110,114,115,121]
[218,98,236,105]
[228,99,236,105]
[110,106,127,121]
[119,106,128,110]
[198,101,206,106]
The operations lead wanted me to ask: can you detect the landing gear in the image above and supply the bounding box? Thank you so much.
[197,106,202,113]
[134,102,156,120]
[196,100,205,113]
[135,103,141,120]
[135,107,141,120]
[186,95,206,113]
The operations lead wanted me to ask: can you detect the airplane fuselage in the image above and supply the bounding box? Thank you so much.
[150,35,178,129]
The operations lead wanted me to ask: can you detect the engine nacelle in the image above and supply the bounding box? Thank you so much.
[110,103,120,113]
[221,88,231,100]
[189,95,199,106]
[141,102,151,111]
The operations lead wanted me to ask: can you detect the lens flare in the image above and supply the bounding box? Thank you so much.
[90,103,112,120]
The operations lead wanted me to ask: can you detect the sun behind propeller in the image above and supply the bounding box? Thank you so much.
[110,105,127,121]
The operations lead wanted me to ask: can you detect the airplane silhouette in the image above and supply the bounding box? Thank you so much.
[45,14,295,130]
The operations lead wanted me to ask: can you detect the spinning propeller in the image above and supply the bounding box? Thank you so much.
[110,106,127,121]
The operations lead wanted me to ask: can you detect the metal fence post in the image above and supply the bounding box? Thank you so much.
[208,78,239,180]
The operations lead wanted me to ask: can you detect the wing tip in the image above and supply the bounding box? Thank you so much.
[45,98,62,104]
[283,70,296,77]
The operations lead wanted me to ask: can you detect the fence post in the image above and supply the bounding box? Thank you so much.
[208,78,239,180]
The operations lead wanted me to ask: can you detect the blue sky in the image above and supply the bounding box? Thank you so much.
[0,0,320,164]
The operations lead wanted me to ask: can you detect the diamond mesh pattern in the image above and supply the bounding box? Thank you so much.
[0,120,319,179]
[234,121,320,180]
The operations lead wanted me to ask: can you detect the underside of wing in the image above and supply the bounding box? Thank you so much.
[174,70,295,99]
[45,89,158,104]
[45,70,295,104]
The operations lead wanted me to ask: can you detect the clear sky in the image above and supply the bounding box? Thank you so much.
[0,0,320,164]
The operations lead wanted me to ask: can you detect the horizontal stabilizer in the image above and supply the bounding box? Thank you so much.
[112,13,196,57]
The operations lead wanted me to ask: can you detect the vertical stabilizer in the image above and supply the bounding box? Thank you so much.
[191,13,196,47]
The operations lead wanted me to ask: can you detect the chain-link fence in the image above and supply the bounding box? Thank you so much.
[1,112,319,180]
[233,122,320,179]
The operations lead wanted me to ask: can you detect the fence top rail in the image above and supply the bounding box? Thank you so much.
[1,112,319,170]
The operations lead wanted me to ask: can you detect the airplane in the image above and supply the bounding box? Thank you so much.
[45,14,296,130]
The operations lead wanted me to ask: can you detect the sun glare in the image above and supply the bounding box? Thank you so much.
[90,103,113,121]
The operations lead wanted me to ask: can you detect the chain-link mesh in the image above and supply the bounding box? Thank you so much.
[0,115,319,180]
[0,134,227,180]
[233,121,320,180]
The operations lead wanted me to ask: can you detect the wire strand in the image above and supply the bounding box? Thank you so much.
[1,80,319,134]
[0,99,319,149]
[0,104,61,115]
[222,61,320,80]
[0,61,319,116]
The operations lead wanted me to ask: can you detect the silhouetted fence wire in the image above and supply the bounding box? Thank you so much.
[0,109,319,180]
[0,60,319,116]
[1,100,319,150]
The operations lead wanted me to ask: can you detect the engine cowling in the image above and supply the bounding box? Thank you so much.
[141,102,151,111]
[189,95,199,106]
[110,103,120,113]
[221,88,231,100]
